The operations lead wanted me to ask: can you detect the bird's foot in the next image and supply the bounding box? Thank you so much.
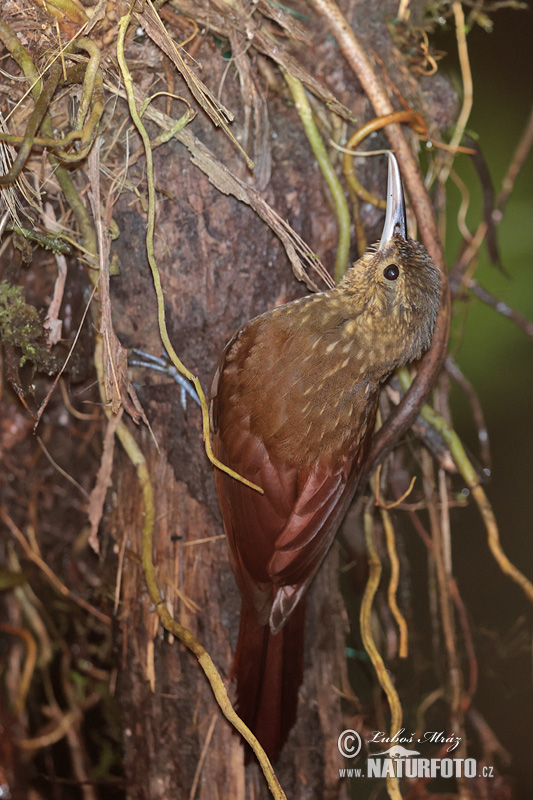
[129,348,200,411]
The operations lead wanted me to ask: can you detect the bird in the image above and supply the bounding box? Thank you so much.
[210,153,441,760]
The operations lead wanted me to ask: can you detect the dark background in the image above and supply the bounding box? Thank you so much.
[436,5,532,796]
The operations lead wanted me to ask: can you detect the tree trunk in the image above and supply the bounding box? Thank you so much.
[105,2,458,796]
[110,96,354,798]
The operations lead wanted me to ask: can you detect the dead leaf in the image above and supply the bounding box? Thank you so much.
[88,407,123,554]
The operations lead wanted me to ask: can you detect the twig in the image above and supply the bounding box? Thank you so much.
[342,110,423,210]
[376,474,417,510]
[0,33,104,169]
[42,203,68,346]
[420,450,467,763]
[361,501,402,800]
[37,436,90,500]
[465,278,533,340]
[60,652,99,800]
[438,1,473,184]
[421,453,458,670]
[15,693,101,751]
[181,535,225,547]
[189,714,218,800]
[445,357,491,470]
[467,136,503,272]
[35,283,98,425]
[0,623,37,715]
[415,688,444,738]
[452,104,533,286]
[496,103,533,214]
[408,511,478,707]
[397,0,410,23]
[59,379,99,421]
[283,69,351,281]
[1,507,112,626]
[380,508,408,658]
[136,0,253,168]
[449,170,472,244]
[397,369,533,605]
[104,79,333,291]
[113,527,128,616]
[0,52,61,185]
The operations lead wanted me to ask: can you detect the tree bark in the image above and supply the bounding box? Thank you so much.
[110,129,353,799]
[105,3,457,797]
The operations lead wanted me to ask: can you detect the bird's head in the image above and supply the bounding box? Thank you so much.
[340,153,441,368]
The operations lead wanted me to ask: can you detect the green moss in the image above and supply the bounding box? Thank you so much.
[0,281,60,373]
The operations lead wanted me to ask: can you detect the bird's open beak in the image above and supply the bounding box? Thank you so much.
[379,152,407,248]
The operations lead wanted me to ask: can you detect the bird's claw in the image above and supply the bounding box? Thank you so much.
[129,348,201,411]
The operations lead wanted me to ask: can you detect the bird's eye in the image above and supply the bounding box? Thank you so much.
[383,264,399,281]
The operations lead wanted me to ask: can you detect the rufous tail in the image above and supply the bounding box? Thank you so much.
[231,599,306,761]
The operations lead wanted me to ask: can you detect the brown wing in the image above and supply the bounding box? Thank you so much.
[212,380,376,633]
[210,311,377,759]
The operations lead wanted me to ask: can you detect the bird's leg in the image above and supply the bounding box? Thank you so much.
[129,348,200,411]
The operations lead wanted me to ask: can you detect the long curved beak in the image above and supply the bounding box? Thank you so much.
[379,152,407,248]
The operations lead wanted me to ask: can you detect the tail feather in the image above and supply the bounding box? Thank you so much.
[232,600,306,761]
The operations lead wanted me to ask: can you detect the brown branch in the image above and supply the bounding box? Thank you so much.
[496,103,533,215]
[342,109,423,209]
[465,277,533,340]
[408,510,478,708]
[0,623,37,715]
[445,357,491,471]
[452,103,533,286]
[420,450,465,734]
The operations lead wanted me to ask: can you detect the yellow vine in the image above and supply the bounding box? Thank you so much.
[116,11,263,495]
